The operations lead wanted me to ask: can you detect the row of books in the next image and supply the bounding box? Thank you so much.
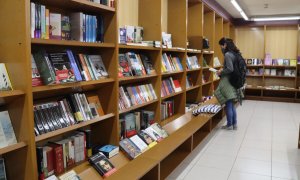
[120,123,168,159]
[32,50,108,86]
[88,0,115,7]
[36,130,91,178]
[118,53,156,77]
[161,53,183,73]
[161,77,182,97]
[33,93,104,136]
[186,56,201,70]
[246,85,297,91]
[118,84,157,110]
[246,58,263,65]
[119,26,143,44]
[161,100,174,120]
[0,63,13,91]
[265,54,297,66]
[119,110,155,140]
[247,68,264,75]
[31,3,104,42]
[264,69,296,77]
[186,75,194,89]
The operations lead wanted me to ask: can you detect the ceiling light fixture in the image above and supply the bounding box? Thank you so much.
[252,16,300,21]
[230,0,248,21]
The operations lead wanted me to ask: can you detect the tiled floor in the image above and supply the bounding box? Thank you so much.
[166,100,300,180]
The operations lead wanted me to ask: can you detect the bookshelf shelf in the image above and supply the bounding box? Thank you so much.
[247,65,264,68]
[162,48,186,53]
[0,142,27,155]
[119,99,159,115]
[264,75,296,79]
[246,87,264,90]
[264,65,297,69]
[119,74,158,84]
[202,51,214,54]
[161,91,184,100]
[186,68,201,73]
[186,49,202,54]
[35,113,115,142]
[264,88,299,92]
[32,78,115,93]
[31,39,115,48]
[213,66,223,69]
[202,67,210,70]
[118,44,160,51]
[0,90,25,98]
[36,0,116,13]
[213,79,220,82]
[246,75,263,77]
[160,113,183,127]
[202,81,212,86]
[162,71,184,77]
[186,85,201,92]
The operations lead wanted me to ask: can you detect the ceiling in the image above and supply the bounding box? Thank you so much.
[216,0,300,19]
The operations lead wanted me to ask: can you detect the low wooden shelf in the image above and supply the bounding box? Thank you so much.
[162,48,186,53]
[264,75,296,79]
[31,39,115,48]
[186,68,201,73]
[246,75,263,77]
[119,74,158,84]
[35,113,115,142]
[186,85,201,92]
[161,91,184,100]
[0,142,27,155]
[264,65,297,69]
[160,113,183,127]
[119,99,159,115]
[0,90,25,98]
[246,65,264,67]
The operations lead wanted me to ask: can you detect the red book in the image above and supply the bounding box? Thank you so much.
[49,144,64,174]
[44,146,54,177]
[172,80,182,92]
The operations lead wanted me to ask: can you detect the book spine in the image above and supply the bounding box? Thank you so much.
[41,5,46,39]
[84,55,96,80]
[66,50,83,81]
[31,2,35,39]
[78,54,92,80]
[45,9,50,39]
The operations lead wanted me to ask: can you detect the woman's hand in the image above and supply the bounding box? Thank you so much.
[217,68,223,76]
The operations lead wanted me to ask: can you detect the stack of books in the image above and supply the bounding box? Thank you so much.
[161,53,183,73]
[161,77,182,97]
[119,25,143,45]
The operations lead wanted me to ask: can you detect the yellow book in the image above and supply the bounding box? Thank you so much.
[290,59,297,66]
[144,85,153,100]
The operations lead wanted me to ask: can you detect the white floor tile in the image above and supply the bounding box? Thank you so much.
[184,166,230,180]
[272,142,298,153]
[272,162,300,180]
[238,147,271,162]
[228,171,271,180]
[271,177,292,180]
[232,158,271,176]
[241,139,272,151]
[205,143,240,156]
[195,153,236,171]
[272,150,300,166]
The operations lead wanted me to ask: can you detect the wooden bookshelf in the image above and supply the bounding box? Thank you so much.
[0,142,27,155]
[161,91,184,101]
[264,75,296,79]
[161,71,184,77]
[35,113,115,142]
[119,74,158,84]
[119,99,159,115]
[118,44,161,51]
[186,68,201,73]
[264,65,297,69]
[186,85,201,92]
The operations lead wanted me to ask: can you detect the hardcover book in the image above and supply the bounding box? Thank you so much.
[119,27,126,44]
[97,145,119,158]
[134,26,143,43]
[31,54,44,87]
[143,126,163,142]
[49,13,61,39]
[89,152,116,177]
[33,51,56,85]
[118,54,132,77]
[151,123,168,138]
[124,113,137,137]
[59,170,80,180]
[0,64,13,91]
[119,138,141,159]
[86,94,105,116]
[61,16,71,40]
[140,54,156,75]
[87,55,108,78]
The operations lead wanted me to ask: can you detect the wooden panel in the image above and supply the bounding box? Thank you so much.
[203,11,215,51]
[187,2,203,49]
[223,22,230,37]
[236,27,264,58]
[118,0,138,27]
[266,26,298,59]
[214,17,223,63]
[162,0,168,33]
[230,25,236,42]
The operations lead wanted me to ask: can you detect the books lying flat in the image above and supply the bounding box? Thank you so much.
[119,138,141,160]
[151,123,168,138]
[88,152,117,177]
[138,131,157,148]
[143,127,163,142]
[129,135,148,152]
[59,170,80,180]
[97,145,119,159]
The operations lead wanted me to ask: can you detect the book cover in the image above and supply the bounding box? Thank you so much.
[151,123,168,138]
[49,13,61,39]
[138,131,157,148]
[43,146,54,177]
[45,9,50,39]
[59,170,80,180]
[290,59,297,66]
[97,145,119,158]
[140,54,156,75]
[83,55,96,80]
[144,127,163,142]
[78,54,92,80]
[96,15,104,42]
[88,152,117,177]
[119,27,126,44]
[0,64,13,91]
[118,54,132,77]
[126,52,143,76]
[61,16,71,40]
[30,2,35,38]
[66,50,83,81]
[0,111,17,146]
[129,135,149,152]
[48,143,64,174]
[33,51,56,85]
[134,26,143,43]
[119,138,141,159]
[41,5,46,39]
[70,12,84,41]
[48,52,76,83]
[172,79,182,92]
[87,55,109,78]
[124,113,137,137]
[125,26,135,43]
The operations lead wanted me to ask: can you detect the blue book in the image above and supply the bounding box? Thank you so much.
[83,14,86,42]
[131,87,142,104]
[66,50,82,81]
[86,15,90,42]
[93,16,97,42]
[97,145,119,158]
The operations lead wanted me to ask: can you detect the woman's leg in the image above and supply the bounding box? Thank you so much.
[232,102,237,129]
[225,100,233,127]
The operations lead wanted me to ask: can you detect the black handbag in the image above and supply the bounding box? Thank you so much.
[202,38,210,49]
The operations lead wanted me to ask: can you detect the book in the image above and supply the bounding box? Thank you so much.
[0,111,17,148]
[48,52,76,83]
[151,123,168,138]
[31,55,44,87]
[87,55,109,78]
[119,27,126,44]
[45,175,58,180]
[119,138,141,159]
[33,51,56,85]
[162,32,172,48]
[134,26,143,43]
[89,152,116,177]
[118,54,132,77]
[0,158,7,180]
[49,13,61,39]
[66,50,83,82]
[124,113,137,137]
[125,26,135,43]
[86,94,105,116]
[144,126,163,142]
[0,64,13,91]
[61,16,71,40]
[70,12,84,41]
[59,170,80,180]
[138,131,157,148]
[97,145,119,158]
[129,135,148,152]
[140,54,156,75]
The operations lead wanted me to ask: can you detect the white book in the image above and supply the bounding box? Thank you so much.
[59,170,80,180]
[151,123,168,138]
[0,111,17,146]
[144,127,162,142]
[0,64,13,91]
[30,3,35,38]
[125,25,135,43]
[49,13,61,39]
[70,12,84,41]
[130,135,148,152]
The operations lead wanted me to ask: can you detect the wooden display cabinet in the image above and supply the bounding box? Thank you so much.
[203,5,215,52]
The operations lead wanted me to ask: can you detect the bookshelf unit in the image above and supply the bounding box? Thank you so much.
[236,25,300,102]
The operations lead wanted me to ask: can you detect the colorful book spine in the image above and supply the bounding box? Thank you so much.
[66,50,82,81]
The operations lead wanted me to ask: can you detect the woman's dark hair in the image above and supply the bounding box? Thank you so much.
[219,37,240,54]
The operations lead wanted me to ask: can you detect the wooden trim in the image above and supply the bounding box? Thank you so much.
[35,113,115,142]
[0,90,25,98]
[161,91,184,100]
[186,85,201,92]
[161,71,184,77]
[119,99,159,115]
[119,74,158,83]
[0,142,27,155]
[31,39,115,48]
[119,44,161,51]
